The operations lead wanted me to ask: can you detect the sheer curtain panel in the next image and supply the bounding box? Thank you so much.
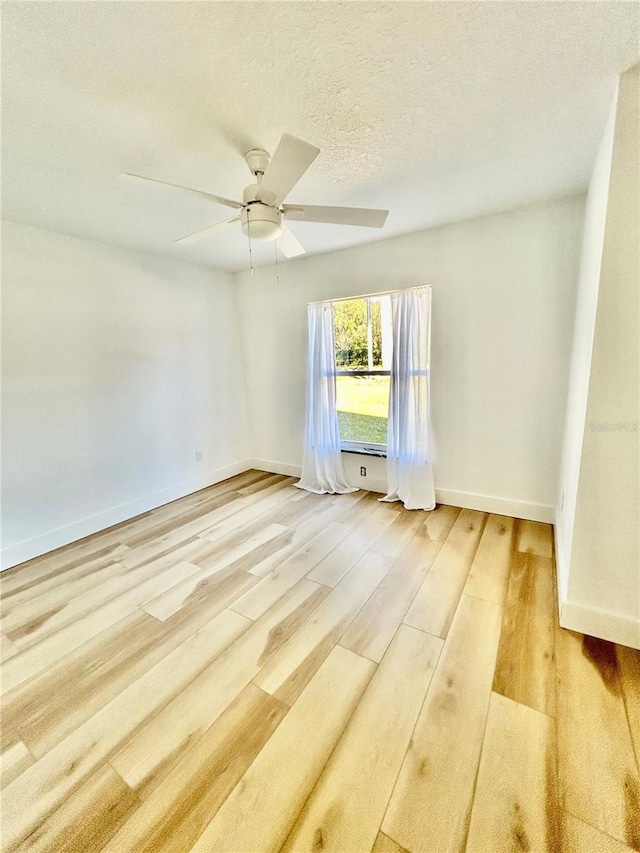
[296,302,358,495]
[380,286,436,510]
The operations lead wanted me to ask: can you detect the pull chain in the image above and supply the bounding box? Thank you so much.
[274,239,280,286]
[247,215,254,277]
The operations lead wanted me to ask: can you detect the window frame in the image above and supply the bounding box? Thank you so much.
[332,295,392,455]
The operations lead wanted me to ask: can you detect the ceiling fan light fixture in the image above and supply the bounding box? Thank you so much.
[124,133,388,256]
[240,203,282,241]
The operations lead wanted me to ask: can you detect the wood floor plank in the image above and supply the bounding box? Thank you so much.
[197,482,297,544]
[617,644,640,767]
[7,559,206,650]
[237,472,294,495]
[0,633,20,661]
[371,832,410,853]
[0,739,33,788]
[253,552,391,706]
[2,568,257,757]
[230,522,354,620]
[243,502,352,579]
[15,764,141,853]
[141,480,291,549]
[189,645,375,853]
[108,579,329,794]
[369,508,427,558]
[382,594,503,853]
[281,625,442,853]
[117,496,252,563]
[466,692,560,853]
[516,519,553,557]
[403,508,486,638]
[142,566,257,622]
[420,503,461,542]
[493,552,557,716]
[340,535,443,662]
[102,686,288,853]
[111,471,274,549]
[193,523,300,571]
[0,544,130,607]
[117,506,261,570]
[88,473,273,546]
[1,558,129,635]
[334,490,392,528]
[137,518,291,601]
[556,627,640,849]
[561,811,638,853]
[306,504,398,587]
[464,513,515,605]
[0,559,203,689]
[0,477,636,853]
[105,484,245,548]
[269,490,338,528]
[0,608,250,849]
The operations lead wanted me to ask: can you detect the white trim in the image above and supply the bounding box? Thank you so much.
[353,477,387,495]
[553,511,569,604]
[558,597,640,650]
[249,458,302,478]
[250,463,553,521]
[0,459,252,571]
[554,509,639,649]
[251,458,387,495]
[434,488,554,523]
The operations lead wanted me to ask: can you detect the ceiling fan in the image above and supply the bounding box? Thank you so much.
[121,133,388,258]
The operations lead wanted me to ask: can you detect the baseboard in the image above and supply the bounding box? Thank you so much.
[250,458,302,478]
[250,461,553,521]
[0,459,252,571]
[553,511,639,649]
[356,478,387,495]
[559,597,640,649]
[553,512,569,604]
[250,458,390,494]
[434,488,554,523]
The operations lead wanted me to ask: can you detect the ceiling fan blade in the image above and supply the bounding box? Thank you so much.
[256,134,320,205]
[277,223,306,258]
[283,204,388,228]
[174,216,241,245]
[121,173,243,210]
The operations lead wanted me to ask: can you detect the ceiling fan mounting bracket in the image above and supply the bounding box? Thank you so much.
[244,148,271,177]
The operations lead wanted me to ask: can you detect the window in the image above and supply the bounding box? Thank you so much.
[333,294,393,454]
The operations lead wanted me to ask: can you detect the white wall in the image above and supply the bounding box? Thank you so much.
[557,65,640,648]
[237,195,585,521]
[1,221,250,568]
[555,88,617,601]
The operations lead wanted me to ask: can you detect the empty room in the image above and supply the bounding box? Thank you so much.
[1,1,639,851]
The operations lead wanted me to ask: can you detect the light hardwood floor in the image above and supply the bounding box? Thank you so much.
[1,470,638,852]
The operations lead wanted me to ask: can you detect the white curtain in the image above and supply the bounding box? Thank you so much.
[380,286,436,510]
[296,302,358,495]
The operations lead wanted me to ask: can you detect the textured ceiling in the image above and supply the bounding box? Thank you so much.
[2,2,639,272]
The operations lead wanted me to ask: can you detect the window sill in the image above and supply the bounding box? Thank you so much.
[341,446,387,459]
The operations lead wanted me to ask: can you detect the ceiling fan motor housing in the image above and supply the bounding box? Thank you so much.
[241,202,282,241]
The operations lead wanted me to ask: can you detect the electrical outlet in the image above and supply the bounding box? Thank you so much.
[360,466,367,477]
[195,450,203,463]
